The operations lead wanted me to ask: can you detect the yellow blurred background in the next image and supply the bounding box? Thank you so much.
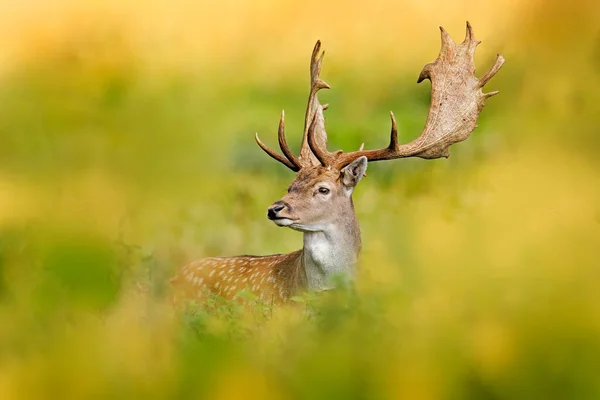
[0,0,599,398]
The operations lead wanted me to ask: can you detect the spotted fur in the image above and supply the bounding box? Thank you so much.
[171,251,304,303]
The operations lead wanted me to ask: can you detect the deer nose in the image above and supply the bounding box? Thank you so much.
[267,202,286,220]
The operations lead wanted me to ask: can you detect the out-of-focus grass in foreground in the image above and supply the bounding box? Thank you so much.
[0,0,599,398]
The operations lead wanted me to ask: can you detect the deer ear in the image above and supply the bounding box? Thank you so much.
[341,156,368,189]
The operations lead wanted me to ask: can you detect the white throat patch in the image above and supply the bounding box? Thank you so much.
[302,228,358,291]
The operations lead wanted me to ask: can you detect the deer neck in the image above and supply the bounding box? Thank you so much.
[301,207,361,291]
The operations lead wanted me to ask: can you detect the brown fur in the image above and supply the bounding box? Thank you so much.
[171,250,304,303]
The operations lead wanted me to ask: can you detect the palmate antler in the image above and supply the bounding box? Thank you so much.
[256,22,505,171]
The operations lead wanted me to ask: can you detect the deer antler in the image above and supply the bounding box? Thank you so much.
[255,41,331,171]
[301,41,331,167]
[317,22,504,169]
[256,22,504,171]
[255,110,301,171]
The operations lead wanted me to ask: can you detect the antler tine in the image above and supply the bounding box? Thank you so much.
[479,54,506,87]
[299,40,331,166]
[439,26,454,53]
[306,112,330,166]
[310,41,325,85]
[277,110,302,169]
[389,111,399,151]
[255,109,302,172]
[255,132,300,171]
[463,21,481,46]
[333,22,504,169]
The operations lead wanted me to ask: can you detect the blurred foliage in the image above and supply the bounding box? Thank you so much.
[0,0,599,399]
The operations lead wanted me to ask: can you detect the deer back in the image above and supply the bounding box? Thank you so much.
[171,251,305,303]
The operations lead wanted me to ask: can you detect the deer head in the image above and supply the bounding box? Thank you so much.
[265,158,367,232]
[256,22,504,233]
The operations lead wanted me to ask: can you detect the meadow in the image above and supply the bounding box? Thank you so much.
[0,0,599,398]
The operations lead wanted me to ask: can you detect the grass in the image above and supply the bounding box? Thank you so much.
[0,0,599,398]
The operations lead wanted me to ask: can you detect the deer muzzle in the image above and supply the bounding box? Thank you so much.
[267,201,296,226]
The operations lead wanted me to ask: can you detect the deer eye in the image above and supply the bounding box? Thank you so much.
[318,187,330,195]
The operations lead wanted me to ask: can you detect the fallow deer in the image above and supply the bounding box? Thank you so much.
[171,22,505,303]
